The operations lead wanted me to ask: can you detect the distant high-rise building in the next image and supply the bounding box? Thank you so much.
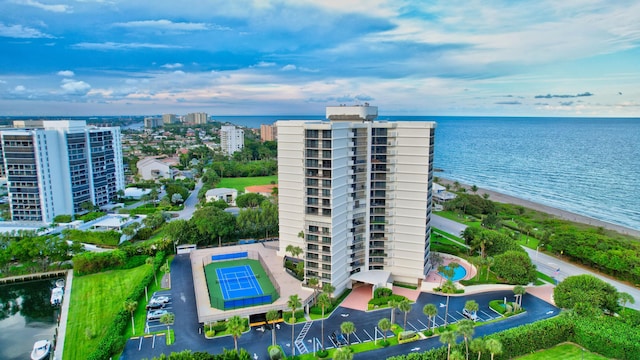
[220,125,244,155]
[277,105,436,294]
[260,124,277,142]
[144,117,164,129]
[0,120,125,223]
[162,114,178,124]
[185,112,208,124]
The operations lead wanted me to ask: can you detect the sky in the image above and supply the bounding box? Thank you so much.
[1,0,639,117]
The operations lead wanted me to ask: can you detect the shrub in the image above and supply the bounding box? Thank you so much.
[374,287,393,298]
[316,349,329,358]
[378,339,390,347]
[54,214,73,223]
[493,250,538,284]
[268,345,283,360]
[205,330,215,338]
[398,331,419,344]
[423,329,434,337]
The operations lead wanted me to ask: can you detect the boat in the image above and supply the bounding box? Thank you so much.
[31,339,51,360]
[50,287,64,306]
[55,278,65,288]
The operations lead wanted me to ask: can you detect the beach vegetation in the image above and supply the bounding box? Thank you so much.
[554,275,620,314]
[492,250,537,285]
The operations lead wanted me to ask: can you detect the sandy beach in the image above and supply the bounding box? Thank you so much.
[437,178,640,238]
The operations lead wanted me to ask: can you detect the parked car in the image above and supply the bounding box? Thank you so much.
[146,301,166,310]
[152,295,171,304]
[147,309,169,321]
[462,308,478,321]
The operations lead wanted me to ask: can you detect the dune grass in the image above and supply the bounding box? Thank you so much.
[63,265,151,360]
[217,176,277,192]
[515,343,608,359]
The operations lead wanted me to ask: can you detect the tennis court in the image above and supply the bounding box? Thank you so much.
[216,265,264,300]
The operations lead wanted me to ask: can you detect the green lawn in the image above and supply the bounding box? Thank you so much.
[515,343,608,359]
[64,265,152,360]
[217,176,278,192]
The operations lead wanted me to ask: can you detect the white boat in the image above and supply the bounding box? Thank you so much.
[55,278,65,288]
[50,287,64,306]
[31,339,51,360]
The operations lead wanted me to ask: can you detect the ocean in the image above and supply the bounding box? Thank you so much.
[215,115,640,232]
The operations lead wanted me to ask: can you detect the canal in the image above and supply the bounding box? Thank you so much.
[0,278,60,360]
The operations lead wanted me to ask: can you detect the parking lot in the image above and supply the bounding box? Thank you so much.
[144,290,174,333]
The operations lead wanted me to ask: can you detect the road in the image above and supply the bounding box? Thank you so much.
[170,179,203,221]
[432,214,640,310]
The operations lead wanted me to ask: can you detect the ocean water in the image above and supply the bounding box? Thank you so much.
[218,115,640,232]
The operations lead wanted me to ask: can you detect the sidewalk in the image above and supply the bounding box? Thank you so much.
[53,270,73,360]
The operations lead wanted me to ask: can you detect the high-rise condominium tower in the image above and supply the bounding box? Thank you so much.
[220,125,245,155]
[277,105,436,294]
[0,120,125,223]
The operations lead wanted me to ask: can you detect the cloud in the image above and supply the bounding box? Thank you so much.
[72,42,185,50]
[161,63,183,69]
[11,0,71,13]
[495,101,522,105]
[14,85,26,92]
[252,61,276,68]
[61,79,91,95]
[534,92,594,99]
[113,20,214,31]
[57,70,75,77]
[0,23,53,38]
[559,101,574,106]
[281,64,297,71]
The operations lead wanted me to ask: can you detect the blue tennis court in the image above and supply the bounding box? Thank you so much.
[216,265,264,300]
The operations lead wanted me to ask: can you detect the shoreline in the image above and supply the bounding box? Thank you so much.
[437,178,640,238]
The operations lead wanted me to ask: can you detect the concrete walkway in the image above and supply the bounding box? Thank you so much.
[53,270,73,360]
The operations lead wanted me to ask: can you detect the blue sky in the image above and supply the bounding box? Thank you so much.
[1,0,639,116]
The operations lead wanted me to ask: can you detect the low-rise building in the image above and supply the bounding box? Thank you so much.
[137,157,175,180]
[205,188,237,205]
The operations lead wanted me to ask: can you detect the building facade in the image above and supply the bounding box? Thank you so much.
[220,125,245,155]
[260,124,277,142]
[144,117,164,129]
[0,120,125,223]
[162,114,178,124]
[185,112,209,124]
[277,105,436,294]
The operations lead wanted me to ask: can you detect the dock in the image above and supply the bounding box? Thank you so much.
[0,270,68,285]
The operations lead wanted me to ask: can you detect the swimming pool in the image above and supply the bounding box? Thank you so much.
[438,263,467,281]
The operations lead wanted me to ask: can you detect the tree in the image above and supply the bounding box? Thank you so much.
[554,274,620,314]
[171,193,184,204]
[266,309,279,346]
[287,294,302,356]
[423,303,438,330]
[464,300,479,318]
[192,207,237,246]
[388,298,399,324]
[308,277,319,304]
[80,201,96,212]
[441,280,458,326]
[322,283,335,299]
[470,338,485,360]
[317,293,332,350]
[485,338,502,360]
[340,321,355,346]
[124,300,138,333]
[160,312,175,344]
[456,319,475,360]
[440,330,457,360]
[492,251,537,285]
[333,346,353,360]
[227,315,245,352]
[485,257,495,281]
[513,285,526,308]
[471,185,478,193]
[235,193,266,208]
[398,299,412,330]
[286,244,303,259]
[450,351,465,360]
[618,292,635,314]
[377,318,391,344]
[146,257,157,286]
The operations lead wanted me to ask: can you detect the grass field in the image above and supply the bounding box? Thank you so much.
[204,258,278,310]
[64,265,151,360]
[217,176,278,192]
[515,343,608,359]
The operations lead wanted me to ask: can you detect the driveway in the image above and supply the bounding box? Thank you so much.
[121,253,558,359]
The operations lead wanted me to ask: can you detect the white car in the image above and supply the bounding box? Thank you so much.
[147,309,169,321]
[462,308,478,321]
[152,295,171,304]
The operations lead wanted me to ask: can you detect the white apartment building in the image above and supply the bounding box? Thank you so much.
[185,112,209,124]
[220,125,245,155]
[277,105,436,294]
[0,120,125,223]
[162,114,178,124]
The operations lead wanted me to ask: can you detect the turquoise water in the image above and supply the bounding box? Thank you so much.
[218,115,640,232]
[439,263,467,281]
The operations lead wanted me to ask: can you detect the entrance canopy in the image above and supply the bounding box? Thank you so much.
[349,270,391,286]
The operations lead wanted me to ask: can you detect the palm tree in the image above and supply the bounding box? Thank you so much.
[340,321,355,346]
[470,338,485,360]
[317,293,332,350]
[423,303,438,330]
[485,257,495,281]
[146,257,157,286]
[377,318,391,344]
[333,346,353,360]
[450,350,465,360]
[513,285,526,309]
[485,338,503,360]
[227,315,245,352]
[442,280,458,326]
[322,283,336,299]
[388,298,399,324]
[471,185,478,193]
[457,319,475,360]
[464,300,479,320]
[439,330,458,360]
[308,277,319,304]
[160,312,175,344]
[618,292,635,314]
[398,299,412,330]
[124,300,138,333]
[266,309,279,346]
[287,294,302,356]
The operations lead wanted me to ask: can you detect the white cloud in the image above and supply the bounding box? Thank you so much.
[57,70,75,77]
[113,20,211,31]
[161,63,183,69]
[14,85,26,92]
[72,42,185,50]
[11,0,72,13]
[61,79,91,95]
[0,23,53,38]
[281,64,297,71]
[252,61,276,68]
